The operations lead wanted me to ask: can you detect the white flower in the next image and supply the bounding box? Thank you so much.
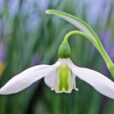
[0,58,114,99]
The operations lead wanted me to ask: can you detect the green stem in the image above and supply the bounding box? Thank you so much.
[63,31,114,76]
[64,30,96,46]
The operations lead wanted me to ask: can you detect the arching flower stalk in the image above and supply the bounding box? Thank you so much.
[0,10,114,100]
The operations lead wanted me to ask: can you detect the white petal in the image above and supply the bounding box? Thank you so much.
[44,70,56,88]
[0,61,60,95]
[68,59,114,99]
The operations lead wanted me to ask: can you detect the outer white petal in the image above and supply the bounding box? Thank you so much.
[68,59,114,99]
[0,61,60,95]
[44,70,56,88]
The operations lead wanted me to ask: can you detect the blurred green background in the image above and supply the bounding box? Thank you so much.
[0,0,114,114]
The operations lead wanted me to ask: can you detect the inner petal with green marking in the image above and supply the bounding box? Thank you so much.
[55,63,77,93]
[58,65,70,91]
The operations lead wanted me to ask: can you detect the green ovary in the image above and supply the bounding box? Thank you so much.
[58,65,70,92]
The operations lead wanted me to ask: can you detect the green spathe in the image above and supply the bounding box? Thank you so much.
[58,40,71,58]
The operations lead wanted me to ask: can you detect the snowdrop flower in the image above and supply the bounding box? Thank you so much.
[0,10,114,100]
[0,35,114,99]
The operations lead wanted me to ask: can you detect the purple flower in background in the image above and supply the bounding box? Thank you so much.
[0,19,2,39]
[0,44,5,77]
[90,29,111,59]
[0,44,5,62]
[104,47,114,76]
[110,47,114,60]
[31,53,41,66]
[101,29,114,76]
[101,29,111,53]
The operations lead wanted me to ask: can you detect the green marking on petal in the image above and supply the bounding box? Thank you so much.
[58,65,70,92]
